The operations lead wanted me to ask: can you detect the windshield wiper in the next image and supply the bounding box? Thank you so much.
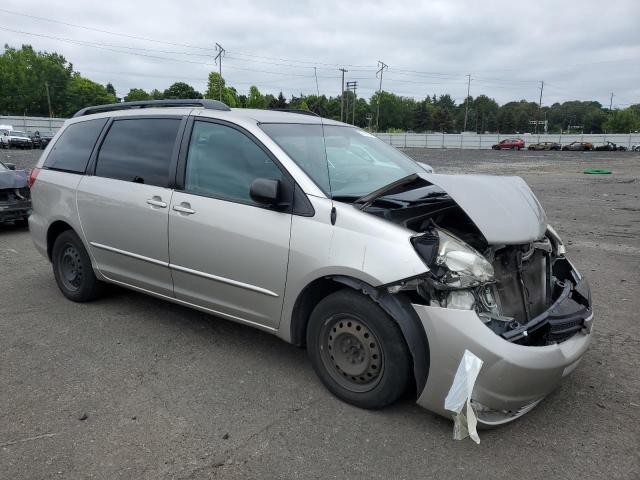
[353,173,423,210]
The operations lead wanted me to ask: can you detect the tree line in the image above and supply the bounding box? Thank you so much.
[2,45,639,133]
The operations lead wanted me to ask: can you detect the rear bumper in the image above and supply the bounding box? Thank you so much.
[413,280,593,424]
[0,201,32,222]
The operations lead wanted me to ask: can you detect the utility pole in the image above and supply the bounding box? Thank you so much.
[536,80,544,134]
[44,81,53,119]
[609,92,614,111]
[214,43,225,101]
[339,68,348,122]
[463,74,471,132]
[346,81,357,125]
[375,60,388,132]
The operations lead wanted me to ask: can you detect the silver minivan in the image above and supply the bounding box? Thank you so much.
[29,99,593,427]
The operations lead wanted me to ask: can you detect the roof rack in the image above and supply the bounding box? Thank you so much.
[73,99,231,118]
[268,108,320,117]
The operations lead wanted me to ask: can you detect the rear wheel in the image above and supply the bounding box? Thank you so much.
[52,230,103,302]
[306,289,412,409]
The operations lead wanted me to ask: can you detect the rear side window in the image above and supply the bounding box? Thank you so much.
[44,118,107,173]
[95,118,181,187]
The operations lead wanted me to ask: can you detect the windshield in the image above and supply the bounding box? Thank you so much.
[259,123,424,198]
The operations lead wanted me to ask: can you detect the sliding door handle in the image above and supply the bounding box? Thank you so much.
[173,203,196,215]
[146,197,167,208]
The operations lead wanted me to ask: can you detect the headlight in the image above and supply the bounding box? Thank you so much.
[412,229,494,289]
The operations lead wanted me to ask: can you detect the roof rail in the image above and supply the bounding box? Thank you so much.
[269,108,320,117]
[73,99,231,118]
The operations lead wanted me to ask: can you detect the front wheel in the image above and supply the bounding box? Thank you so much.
[306,289,412,409]
[52,230,104,302]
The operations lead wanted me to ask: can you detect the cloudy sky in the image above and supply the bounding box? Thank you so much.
[1,0,639,107]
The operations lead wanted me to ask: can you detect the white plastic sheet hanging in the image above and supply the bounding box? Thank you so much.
[444,350,484,444]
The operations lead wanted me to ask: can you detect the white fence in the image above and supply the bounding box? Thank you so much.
[374,132,640,149]
[0,116,65,136]
[2,116,639,150]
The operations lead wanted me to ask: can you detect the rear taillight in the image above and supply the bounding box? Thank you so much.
[28,167,40,188]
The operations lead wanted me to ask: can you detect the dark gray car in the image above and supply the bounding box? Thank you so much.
[0,160,31,225]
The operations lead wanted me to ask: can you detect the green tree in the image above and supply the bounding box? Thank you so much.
[0,44,73,116]
[163,82,202,99]
[604,108,640,133]
[64,74,116,116]
[150,89,164,100]
[247,85,266,109]
[105,82,116,96]
[205,71,238,106]
[124,88,151,102]
[205,72,225,100]
[273,92,287,109]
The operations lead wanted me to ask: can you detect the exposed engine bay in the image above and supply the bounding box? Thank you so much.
[361,181,592,347]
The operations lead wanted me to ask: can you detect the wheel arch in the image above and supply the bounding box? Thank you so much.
[290,274,430,395]
[46,220,74,261]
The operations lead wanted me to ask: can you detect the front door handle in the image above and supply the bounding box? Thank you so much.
[146,196,167,208]
[173,203,195,215]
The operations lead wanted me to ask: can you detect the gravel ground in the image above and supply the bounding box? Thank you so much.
[1,148,639,479]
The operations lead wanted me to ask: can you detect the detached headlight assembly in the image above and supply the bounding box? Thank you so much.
[412,229,494,289]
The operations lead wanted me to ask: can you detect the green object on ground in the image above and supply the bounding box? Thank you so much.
[583,168,612,174]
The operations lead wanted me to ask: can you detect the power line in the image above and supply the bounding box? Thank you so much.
[463,74,471,131]
[346,81,358,125]
[536,81,544,134]
[214,43,225,101]
[339,68,348,122]
[375,61,388,131]
[0,8,211,50]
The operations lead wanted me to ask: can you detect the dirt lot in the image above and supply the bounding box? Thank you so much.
[1,148,639,479]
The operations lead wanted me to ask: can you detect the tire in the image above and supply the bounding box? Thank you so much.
[51,230,103,302]
[306,289,412,409]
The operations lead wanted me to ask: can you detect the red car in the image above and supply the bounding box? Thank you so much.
[492,138,525,150]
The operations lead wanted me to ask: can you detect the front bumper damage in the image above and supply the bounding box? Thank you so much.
[0,198,32,222]
[413,270,593,425]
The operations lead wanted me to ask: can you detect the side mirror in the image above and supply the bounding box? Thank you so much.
[5,163,16,170]
[250,178,280,206]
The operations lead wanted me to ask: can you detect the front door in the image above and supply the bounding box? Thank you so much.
[77,117,183,296]
[168,119,292,329]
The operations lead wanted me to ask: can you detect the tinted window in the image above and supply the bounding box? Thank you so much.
[44,119,107,173]
[184,121,284,204]
[96,118,181,187]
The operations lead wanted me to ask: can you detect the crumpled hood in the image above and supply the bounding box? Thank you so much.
[0,169,28,189]
[418,173,547,244]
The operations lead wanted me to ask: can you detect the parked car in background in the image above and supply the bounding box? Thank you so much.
[527,141,561,151]
[1,129,33,149]
[0,160,31,225]
[28,99,593,428]
[27,131,53,149]
[491,138,525,150]
[632,144,640,152]
[594,141,627,151]
[562,141,593,151]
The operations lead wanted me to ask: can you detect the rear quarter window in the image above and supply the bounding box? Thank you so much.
[95,118,181,188]
[43,118,108,173]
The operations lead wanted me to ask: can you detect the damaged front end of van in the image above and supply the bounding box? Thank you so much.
[366,173,593,426]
